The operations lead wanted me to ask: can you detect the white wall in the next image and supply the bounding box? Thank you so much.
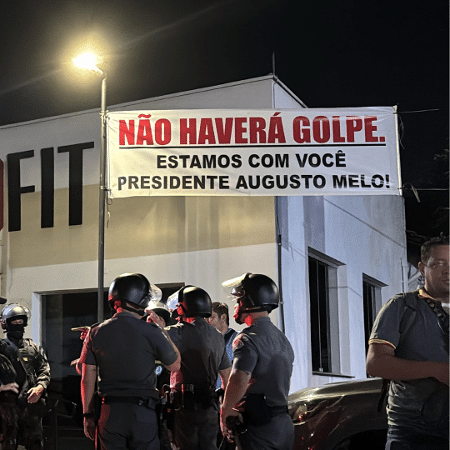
[280,194,407,393]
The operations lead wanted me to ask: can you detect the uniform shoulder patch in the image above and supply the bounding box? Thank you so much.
[232,333,246,352]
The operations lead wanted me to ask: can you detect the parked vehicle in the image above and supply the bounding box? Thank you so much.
[288,377,387,450]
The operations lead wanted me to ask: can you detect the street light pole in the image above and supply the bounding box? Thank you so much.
[73,52,107,323]
[98,72,107,323]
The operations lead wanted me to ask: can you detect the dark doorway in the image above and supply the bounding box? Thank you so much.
[42,289,109,449]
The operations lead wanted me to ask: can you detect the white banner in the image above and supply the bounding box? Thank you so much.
[106,108,401,198]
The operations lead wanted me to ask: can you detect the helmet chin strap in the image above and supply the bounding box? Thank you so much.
[234,303,268,324]
[121,302,145,316]
[235,311,244,325]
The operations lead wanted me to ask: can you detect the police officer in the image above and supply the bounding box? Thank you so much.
[0,296,18,396]
[0,354,18,393]
[144,300,176,392]
[166,286,231,450]
[144,300,174,450]
[0,303,51,450]
[70,323,100,376]
[80,273,181,450]
[220,273,295,450]
[0,353,20,450]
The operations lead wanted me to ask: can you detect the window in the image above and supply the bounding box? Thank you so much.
[363,274,385,353]
[308,250,342,374]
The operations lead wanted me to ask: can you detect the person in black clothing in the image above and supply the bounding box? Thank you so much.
[80,273,180,450]
[144,300,175,450]
[367,236,449,450]
[0,352,19,449]
[145,300,174,390]
[0,303,51,450]
[166,286,231,450]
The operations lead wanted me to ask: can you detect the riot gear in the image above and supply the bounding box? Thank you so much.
[0,303,50,450]
[1,304,30,340]
[1,304,30,329]
[222,273,279,324]
[168,286,212,318]
[144,300,171,325]
[108,273,162,312]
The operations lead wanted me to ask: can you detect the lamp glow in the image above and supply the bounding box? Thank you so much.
[73,52,103,74]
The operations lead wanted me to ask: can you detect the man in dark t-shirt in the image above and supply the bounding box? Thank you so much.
[367,236,449,450]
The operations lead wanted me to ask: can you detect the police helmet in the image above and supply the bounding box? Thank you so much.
[1,304,30,330]
[168,286,212,318]
[144,300,171,324]
[108,273,162,310]
[223,273,279,313]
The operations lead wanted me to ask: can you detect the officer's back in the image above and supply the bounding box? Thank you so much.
[80,273,181,450]
[166,286,231,450]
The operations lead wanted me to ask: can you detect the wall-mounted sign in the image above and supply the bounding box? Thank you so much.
[107,107,400,197]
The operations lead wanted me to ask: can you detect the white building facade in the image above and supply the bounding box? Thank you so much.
[0,75,407,393]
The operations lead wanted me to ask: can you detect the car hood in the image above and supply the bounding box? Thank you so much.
[287,378,386,450]
[288,377,383,405]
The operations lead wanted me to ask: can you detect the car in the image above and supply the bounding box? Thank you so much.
[288,377,388,450]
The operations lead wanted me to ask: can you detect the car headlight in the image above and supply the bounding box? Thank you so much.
[289,398,337,423]
[293,402,309,422]
[288,400,314,422]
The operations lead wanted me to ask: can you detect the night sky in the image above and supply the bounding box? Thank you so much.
[0,0,448,256]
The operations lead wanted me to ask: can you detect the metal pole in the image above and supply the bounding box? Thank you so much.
[98,73,107,323]
[274,197,285,334]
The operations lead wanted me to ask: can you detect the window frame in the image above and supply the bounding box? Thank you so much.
[362,274,386,354]
[308,249,343,375]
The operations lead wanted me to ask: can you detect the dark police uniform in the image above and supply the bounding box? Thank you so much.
[167,318,230,450]
[232,316,294,450]
[0,352,19,450]
[82,310,178,450]
[0,337,50,450]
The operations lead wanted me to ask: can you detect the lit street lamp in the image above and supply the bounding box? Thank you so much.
[73,52,107,323]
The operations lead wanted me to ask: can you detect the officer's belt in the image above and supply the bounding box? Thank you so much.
[269,405,288,416]
[102,396,157,407]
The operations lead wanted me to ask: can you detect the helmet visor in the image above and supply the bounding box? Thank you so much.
[167,289,182,311]
[222,273,250,300]
[230,286,245,299]
[149,284,163,302]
